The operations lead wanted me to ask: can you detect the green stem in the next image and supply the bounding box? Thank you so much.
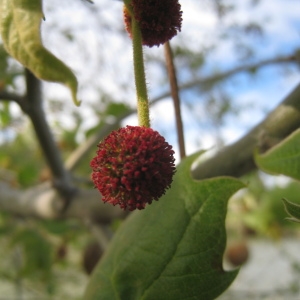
[131,14,150,127]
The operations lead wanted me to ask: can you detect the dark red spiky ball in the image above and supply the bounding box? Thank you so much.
[90,126,176,211]
[124,0,183,47]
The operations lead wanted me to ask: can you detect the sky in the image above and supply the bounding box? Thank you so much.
[2,0,300,162]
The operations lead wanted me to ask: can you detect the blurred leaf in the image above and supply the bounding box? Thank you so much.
[0,46,8,75]
[0,222,14,235]
[0,130,44,186]
[104,102,131,117]
[18,161,39,186]
[40,219,74,236]
[85,102,131,138]
[0,0,80,105]
[59,128,79,151]
[11,228,53,280]
[282,198,300,223]
[0,102,11,126]
[84,152,244,300]
[243,182,300,237]
[255,129,300,180]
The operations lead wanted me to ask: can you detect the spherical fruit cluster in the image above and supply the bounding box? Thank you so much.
[124,0,183,47]
[90,126,176,210]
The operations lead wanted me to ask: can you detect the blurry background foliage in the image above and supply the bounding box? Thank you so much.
[0,0,299,298]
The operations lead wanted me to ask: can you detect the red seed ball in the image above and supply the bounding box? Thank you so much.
[90,126,176,211]
[123,0,183,47]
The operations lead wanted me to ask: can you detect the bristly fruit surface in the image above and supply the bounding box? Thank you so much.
[90,126,176,210]
[124,0,183,47]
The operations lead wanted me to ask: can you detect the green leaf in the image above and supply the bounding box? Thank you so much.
[104,102,131,117]
[282,198,300,223]
[254,129,300,180]
[84,152,244,300]
[0,0,80,106]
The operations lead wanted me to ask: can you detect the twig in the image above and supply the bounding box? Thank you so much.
[0,91,24,104]
[0,180,127,221]
[22,69,77,211]
[164,41,186,159]
[152,52,298,102]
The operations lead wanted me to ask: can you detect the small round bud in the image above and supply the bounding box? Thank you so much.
[226,242,249,266]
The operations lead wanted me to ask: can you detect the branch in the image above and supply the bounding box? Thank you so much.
[164,41,186,159]
[0,181,126,222]
[0,91,24,104]
[191,82,300,179]
[21,70,76,207]
[152,52,298,102]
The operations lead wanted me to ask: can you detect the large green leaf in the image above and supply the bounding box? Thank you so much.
[0,0,80,105]
[254,128,300,180]
[84,152,244,300]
